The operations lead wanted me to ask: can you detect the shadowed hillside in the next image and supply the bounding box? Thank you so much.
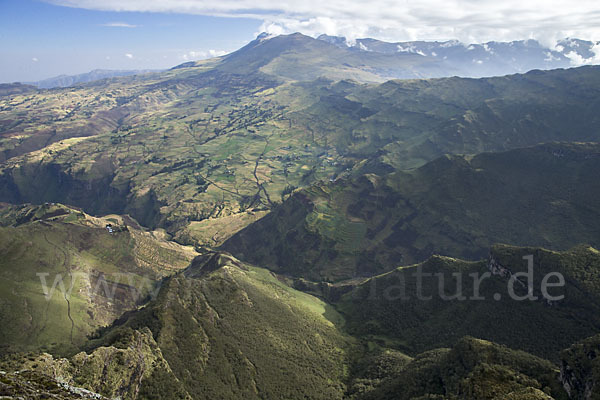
[334,244,600,362]
[352,336,566,400]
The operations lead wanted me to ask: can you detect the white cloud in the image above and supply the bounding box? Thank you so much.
[101,22,139,28]
[32,57,39,62]
[180,49,227,61]
[564,47,600,66]
[397,44,425,56]
[44,0,600,44]
[208,49,227,57]
[482,43,495,54]
[261,24,285,37]
[125,53,134,59]
[440,40,460,48]
[181,50,202,61]
[544,51,560,62]
[593,43,600,60]
[565,51,587,66]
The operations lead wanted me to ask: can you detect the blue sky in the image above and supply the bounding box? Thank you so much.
[0,0,260,82]
[2,0,599,83]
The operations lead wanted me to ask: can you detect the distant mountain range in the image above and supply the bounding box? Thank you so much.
[12,34,600,89]
[28,69,161,89]
[317,34,600,78]
[176,32,598,82]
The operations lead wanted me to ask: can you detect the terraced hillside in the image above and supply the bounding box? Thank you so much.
[223,143,600,281]
[0,203,197,354]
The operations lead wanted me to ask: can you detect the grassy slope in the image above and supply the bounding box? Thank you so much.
[223,143,600,281]
[0,203,197,355]
[17,252,353,399]
[123,252,350,399]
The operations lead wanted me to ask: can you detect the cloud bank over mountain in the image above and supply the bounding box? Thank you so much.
[46,0,600,46]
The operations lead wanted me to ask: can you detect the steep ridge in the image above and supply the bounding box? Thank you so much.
[290,66,600,170]
[65,251,353,399]
[334,244,600,362]
[0,328,185,400]
[352,336,566,400]
[560,334,600,399]
[0,336,572,399]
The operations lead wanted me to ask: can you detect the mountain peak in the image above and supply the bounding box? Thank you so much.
[256,31,277,42]
[184,251,245,278]
[317,34,350,47]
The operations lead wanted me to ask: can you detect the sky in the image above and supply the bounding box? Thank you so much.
[0,0,258,82]
[1,0,599,82]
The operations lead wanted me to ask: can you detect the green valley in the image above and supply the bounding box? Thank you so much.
[223,143,600,281]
